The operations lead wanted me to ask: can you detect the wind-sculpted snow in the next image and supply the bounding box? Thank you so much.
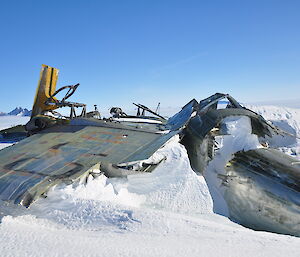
[0,108,300,257]
[246,104,300,158]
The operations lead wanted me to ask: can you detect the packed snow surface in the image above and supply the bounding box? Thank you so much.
[0,106,300,257]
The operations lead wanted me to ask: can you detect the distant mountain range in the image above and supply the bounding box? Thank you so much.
[0,107,31,117]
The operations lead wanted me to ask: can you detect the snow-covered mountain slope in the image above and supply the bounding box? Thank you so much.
[0,105,299,257]
[8,107,31,116]
[0,107,31,117]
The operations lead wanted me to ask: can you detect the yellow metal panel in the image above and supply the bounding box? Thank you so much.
[31,65,59,117]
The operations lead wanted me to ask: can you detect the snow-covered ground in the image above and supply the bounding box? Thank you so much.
[0,116,29,131]
[0,106,300,257]
[0,116,29,150]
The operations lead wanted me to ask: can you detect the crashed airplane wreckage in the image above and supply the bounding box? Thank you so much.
[0,65,299,237]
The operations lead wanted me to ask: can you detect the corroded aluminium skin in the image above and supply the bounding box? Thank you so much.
[0,122,159,206]
[0,122,168,206]
[0,101,195,207]
[224,149,300,236]
[182,93,300,237]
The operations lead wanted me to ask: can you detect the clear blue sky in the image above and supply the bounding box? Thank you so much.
[0,0,299,112]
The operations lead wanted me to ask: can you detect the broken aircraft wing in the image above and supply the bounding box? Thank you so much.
[0,104,194,207]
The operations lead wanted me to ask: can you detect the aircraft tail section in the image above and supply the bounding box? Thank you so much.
[31,64,59,118]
